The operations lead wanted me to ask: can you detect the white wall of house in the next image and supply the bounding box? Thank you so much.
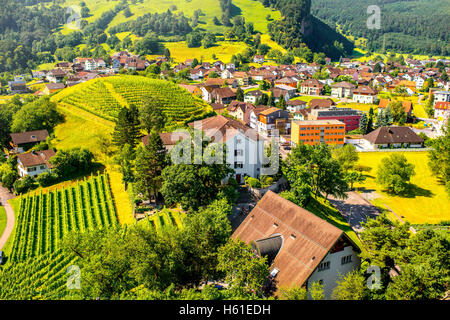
[353,94,377,104]
[306,245,361,299]
[18,162,51,178]
[225,131,264,183]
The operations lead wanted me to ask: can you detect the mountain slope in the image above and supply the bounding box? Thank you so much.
[311,0,450,56]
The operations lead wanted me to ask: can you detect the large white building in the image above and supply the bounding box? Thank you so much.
[189,115,266,184]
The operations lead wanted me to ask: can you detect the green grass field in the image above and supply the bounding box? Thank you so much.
[0,206,6,241]
[355,151,449,225]
[52,97,135,225]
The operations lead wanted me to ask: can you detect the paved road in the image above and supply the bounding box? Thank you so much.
[0,184,16,250]
[328,191,381,233]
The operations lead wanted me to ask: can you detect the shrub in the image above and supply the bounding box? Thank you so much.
[13,175,36,195]
[36,172,59,187]
[245,176,261,188]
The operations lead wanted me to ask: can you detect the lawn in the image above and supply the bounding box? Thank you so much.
[337,102,377,112]
[52,102,134,225]
[354,151,449,225]
[0,206,6,241]
[292,95,339,103]
[163,40,248,63]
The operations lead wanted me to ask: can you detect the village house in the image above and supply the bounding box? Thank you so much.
[300,79,324,96]
[226,101,255,125]
[189,115,265,184]
[178,84,202,97]
[249,106,269,129]
[232,191,361,299]
[434,91,450,105]
[352,86,377,104]
[361,126,424,150]
[291,120,345,146]
[17,150,56,177]
[10,130,49,154]
[330,81,355,99]
[8,78,28,94]
[142,132,190,153]
[232,71,250,86]
[211,87,237,104]
[309,98,336,110]
[286,99,308,113]
[434,102,450,120]
[253,55,265,64]
[275,77,298,89]
[244,90,264,104]
[46,69,66,83]
[257,107,291,136]
[43,83,65,95]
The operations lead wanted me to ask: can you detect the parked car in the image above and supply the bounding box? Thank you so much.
[0,251,4,265]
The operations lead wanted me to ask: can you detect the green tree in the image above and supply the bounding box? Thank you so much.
[217,239,269,297]
[11,97,63,133]
[360,214,411,270]
[390,101,407,124]
[332,270,369,300]
[134,133,168,201]
[112,105,141,149]
[139,97,167,134]
[309,281,325,300]
[332,144,359,171]
[236,87,244,101]
[376,154,415,194]
[428,122,450,196]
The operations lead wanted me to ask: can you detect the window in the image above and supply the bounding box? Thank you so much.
[318,261,330,271]
[234,162,243,169]
[236,139,242,144]
[235,149,243,156]
[270,268,279,277]
[341,255,352,265]
[40,165,46,170]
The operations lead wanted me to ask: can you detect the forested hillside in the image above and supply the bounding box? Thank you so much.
[311,0,450,56]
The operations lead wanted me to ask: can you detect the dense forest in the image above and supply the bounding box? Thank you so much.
[109,11,193,37]
[311,0,450,56]
[262,0,354,59]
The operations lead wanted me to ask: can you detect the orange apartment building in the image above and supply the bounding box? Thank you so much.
[291,120,346,146]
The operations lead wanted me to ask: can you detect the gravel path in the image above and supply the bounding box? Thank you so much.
[0,184,16,250]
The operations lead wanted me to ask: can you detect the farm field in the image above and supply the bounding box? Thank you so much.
[52,98,134,225]
[0,174,117,299]
[142,208,187,232]
[164,40,248,64]
[51,75,212,125]
[355,151,449,225]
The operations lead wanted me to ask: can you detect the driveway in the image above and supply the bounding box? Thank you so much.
[0,184,16,250]
[328,191,381,233]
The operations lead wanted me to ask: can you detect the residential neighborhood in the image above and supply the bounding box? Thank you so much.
[0,2,449,306]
